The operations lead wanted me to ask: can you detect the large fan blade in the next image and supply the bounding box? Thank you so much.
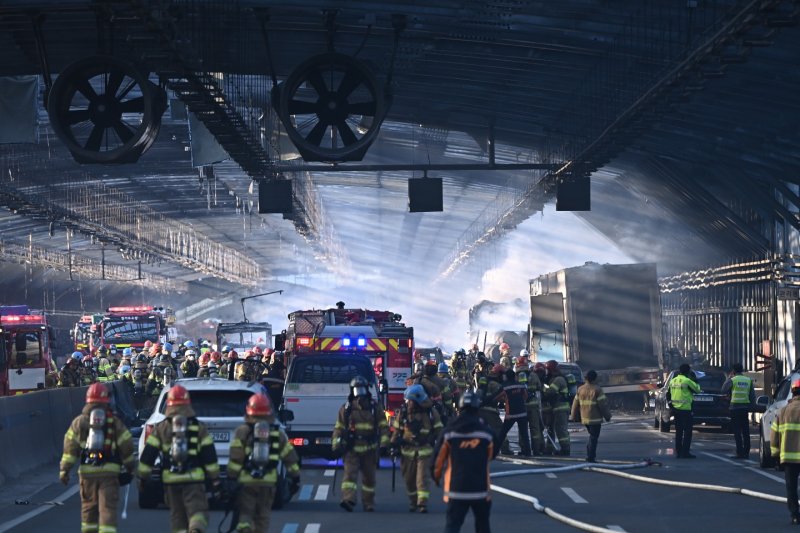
[305,121,327,146]
[307,69,327,96]
[113,121,135,143]
[117,78,138,100]
[106,69,124,97]
[119,97,145,113]
[337,70,362,99]
[85,125,104,151]
[288,99,319,115]
[336,121,357,146]
[66,109,92,125]
[74,79,98,101]
[348,101,377,117]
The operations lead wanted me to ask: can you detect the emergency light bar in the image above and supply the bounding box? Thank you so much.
[1,315,44,323]
[297,337,312,346]
[357,335,367,347]
[342,334,351,347]
[341,334,367,348]
[107,306,154,313]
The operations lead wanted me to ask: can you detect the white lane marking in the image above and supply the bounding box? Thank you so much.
[693,442,705,447]
[746,467,785,484]
[323,469,334,477]
[314,485,329,500]
[304,525,321,533]
[281,525,299,533]
[545,473,557,479]
[561,487,588,504]
[0,484,79,533]
[701,451,738,465]
[607,526,627,532]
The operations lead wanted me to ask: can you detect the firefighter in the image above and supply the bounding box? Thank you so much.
[58,352,83,387]
[145,355,172,397]
[721,362,755,459]
[262,353,286,410]
[235,351,260,382]
[59,383,136,533]
[477,364,510,455]
[570,369,612,463]
[499,368,532,456]
[416,361,446,420]
[220,350,238,381]
[433,389,497,533]
[472,353,492,389]
[181,349,199,378]
[197,352,211,378]
[450,350,471,400]
[138,385,221,533]
[466,343,481,370]
[498,342,512,370]
[437,362,459,419]
[771,377,800,524]
[543,360,571,455]
[392,384,443,513]
[518,360,544,455]
[80,355,97,385]
[228,393,301,532]
[331,376,390,512]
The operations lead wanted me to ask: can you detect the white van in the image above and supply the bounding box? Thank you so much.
[281,353,378,458]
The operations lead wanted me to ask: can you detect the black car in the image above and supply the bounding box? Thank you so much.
[653,368,731,432]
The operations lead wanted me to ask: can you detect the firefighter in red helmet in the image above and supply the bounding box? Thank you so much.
[60,383,136,533]
[138,385,221,533]
[227,394,301,532]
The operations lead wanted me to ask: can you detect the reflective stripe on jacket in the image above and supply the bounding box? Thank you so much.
[60,405,135,477]
[570,383,611,425]
[730,375,754,407]
[137,413,220,484]
[227,422,300,485]
[771,397,800,463]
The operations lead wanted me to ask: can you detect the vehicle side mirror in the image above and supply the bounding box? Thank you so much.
[755,395,770,413]
[279,408,294,423]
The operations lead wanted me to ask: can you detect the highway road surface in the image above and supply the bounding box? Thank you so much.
[0,413,792,532]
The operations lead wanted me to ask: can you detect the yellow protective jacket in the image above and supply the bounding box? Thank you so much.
[570,383,612,425]
[137,405,220,484]
[544,375,570,412]
[60,404,136,477]
[668,374,701,411]
[391,403,443,458]
[771,397,800,464]
[332,398,390,454]
[227,418,300,486]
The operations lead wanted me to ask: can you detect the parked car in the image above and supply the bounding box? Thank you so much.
[756,371,798,468]
[137,378,293,509]
[653,368,731,432]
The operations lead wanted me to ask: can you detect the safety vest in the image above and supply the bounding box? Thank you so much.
[730,375,753,406]
[669,374,700,410]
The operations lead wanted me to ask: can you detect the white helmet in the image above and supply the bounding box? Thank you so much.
[520,349,530,357]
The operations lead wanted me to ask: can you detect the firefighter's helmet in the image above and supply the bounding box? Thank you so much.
[350,376,370,397]
[793,378,800,392]
[183,340,195,348]
[228,350,238,360]
[122,347,132,357]
[185,349,197,358]
[246,393,273,417]
[253,346,263,355]
[199,352,210,366]
[167,385,191,406]
[519,349,530,358]
[534,362,545,372]
[491,364,504,376]
[71,351,83,361]
[404,384,428,404]
[499,342,510,353]
[459,389,481,410]
[545,360,559,373]
[144,340,153,349]
[210,351,222,363]
[437,362,449,373]
[222,345,231,353]
[86,382,110,404]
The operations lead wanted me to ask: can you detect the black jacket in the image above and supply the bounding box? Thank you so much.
[433,411,497,502]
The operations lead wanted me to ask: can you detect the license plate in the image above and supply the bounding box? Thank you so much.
[315,437,332,445]
[694,395,713,402]
[210,431,229,442]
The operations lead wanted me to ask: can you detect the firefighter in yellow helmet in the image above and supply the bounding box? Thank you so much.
[227,393,301,532]
[59,383,136,533]
[137,385,221,533]
[331,376,390,512]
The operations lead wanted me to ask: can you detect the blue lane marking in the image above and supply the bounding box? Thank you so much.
[281,524,299,533]
[298,484,313,501]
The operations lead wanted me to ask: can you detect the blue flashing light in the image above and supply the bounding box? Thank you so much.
[357,334,366,347]
[342,334,352,347]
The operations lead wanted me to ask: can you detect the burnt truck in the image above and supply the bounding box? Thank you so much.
[529,262,662,407]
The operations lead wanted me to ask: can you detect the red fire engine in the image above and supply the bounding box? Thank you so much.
[284,307,414,416]
[93,306,173,351]
[0,305,56,396]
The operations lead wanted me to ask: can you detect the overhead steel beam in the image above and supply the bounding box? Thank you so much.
[272,162,560,173]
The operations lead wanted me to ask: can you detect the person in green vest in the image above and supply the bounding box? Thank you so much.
[667,363,701,459]
[721,363,755,459]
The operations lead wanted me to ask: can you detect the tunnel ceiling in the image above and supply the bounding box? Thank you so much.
[1,0,799,311]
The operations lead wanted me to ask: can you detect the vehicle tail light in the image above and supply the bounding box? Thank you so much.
[144,424,154,441]
[292,438,305,446]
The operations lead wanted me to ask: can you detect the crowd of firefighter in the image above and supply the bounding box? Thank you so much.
[56,335,615,533]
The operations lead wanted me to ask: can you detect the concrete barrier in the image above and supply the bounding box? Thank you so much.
[0,386,87,484]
